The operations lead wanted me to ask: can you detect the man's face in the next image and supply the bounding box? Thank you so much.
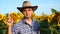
[22,8,33,18]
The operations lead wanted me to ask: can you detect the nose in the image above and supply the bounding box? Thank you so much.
[26,10,29,14]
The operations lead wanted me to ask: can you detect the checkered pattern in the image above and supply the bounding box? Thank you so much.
[12,18,40,34]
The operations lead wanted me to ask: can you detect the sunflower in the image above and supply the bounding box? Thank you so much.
[48,16,52,23]
[12,17,20,23]
[0,14,3,20]
[31,13,36,18]
[3,16,7,24]
[14,19,21,23]
[10,14,17,22]
[57,22,60,27]
[57,16,60,27]
[36,16,41,22]
[10,12,20,23]
[40,15,46,21]
[16,12,23,19]
[48,13,55,23]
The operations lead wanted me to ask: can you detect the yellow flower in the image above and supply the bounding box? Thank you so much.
[57,16,60,21]
[10,12,21,23]
[10,12,17,17]
[57,22,60,27]
[31,13,36,18]
[35,16,41,22]
[3,16,7,24]
[0,14,3,20]
[40,16,46,20]
[14,19,21,23]
[57,16,60,27]
[48,16,52,23]
[48,13,55,23]
[17,12,23,19]
[37,16,40,20]
[10,13,17,22]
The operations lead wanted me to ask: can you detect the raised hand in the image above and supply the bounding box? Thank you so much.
[7,13,14,27]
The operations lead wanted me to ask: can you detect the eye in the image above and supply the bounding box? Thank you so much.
[28,9,32,11]
[28,9,31,11]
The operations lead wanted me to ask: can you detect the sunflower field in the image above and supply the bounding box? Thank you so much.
[0,8,60,34]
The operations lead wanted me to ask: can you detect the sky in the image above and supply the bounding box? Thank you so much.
[0,0,60,15]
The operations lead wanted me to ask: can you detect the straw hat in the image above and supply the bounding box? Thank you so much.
[17,1,38,12]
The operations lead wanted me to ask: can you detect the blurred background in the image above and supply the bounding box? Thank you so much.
[0,0,60,15]
[0,0,60,34]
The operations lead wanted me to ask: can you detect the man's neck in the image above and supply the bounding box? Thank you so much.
[25,17,32,26]
[26,17,31,20]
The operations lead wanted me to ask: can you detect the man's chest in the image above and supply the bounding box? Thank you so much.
[18,24,38,34]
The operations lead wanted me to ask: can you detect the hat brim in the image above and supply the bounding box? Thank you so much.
[17,6,38,12]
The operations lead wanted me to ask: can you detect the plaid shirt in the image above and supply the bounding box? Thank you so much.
[12,18,40,34]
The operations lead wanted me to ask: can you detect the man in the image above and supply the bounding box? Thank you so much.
[7,1,40,34]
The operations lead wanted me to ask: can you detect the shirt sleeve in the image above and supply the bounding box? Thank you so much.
[35,21,40,34]
[12,24,21,34]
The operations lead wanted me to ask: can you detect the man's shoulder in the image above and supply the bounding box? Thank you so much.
[33,19,38,23]
[32,19,40,26]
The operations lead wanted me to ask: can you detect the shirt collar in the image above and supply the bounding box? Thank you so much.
[21,18,35,26]
[21,18,40,31]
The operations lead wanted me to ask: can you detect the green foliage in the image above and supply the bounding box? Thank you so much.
[0,8,60,34]
[0,20,7,34]
[51,8,57,13]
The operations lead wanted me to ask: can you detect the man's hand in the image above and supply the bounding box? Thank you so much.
[7,14,14,27]
[7,14,14,34]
